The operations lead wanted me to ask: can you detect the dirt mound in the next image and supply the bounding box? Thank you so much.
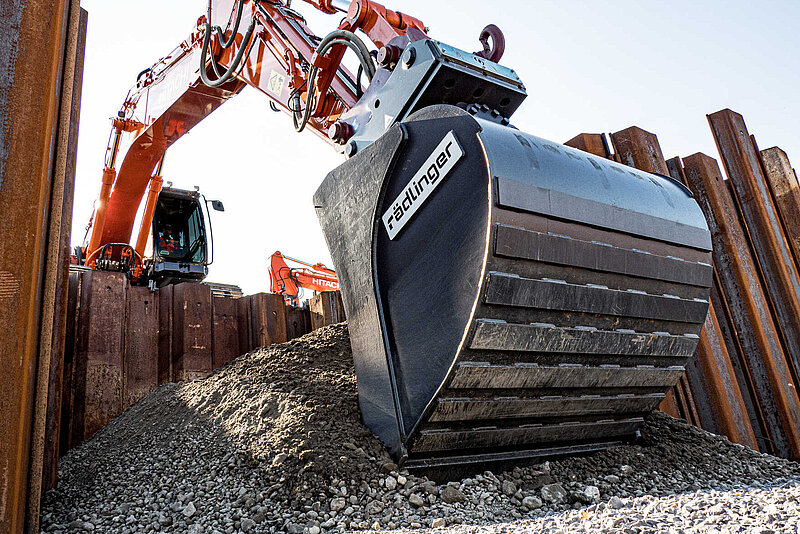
[41,323,800,533]
[178,323,391,485]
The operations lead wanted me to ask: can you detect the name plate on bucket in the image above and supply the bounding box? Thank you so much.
[382,131,464,240]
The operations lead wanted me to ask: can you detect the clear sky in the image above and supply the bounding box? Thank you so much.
[73,0,800,295]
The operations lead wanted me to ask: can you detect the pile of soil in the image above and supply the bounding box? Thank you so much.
[40,324,800,533]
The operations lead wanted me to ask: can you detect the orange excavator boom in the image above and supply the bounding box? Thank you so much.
[81,0,429,285]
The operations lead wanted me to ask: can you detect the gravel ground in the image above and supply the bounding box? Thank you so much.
[384,481,800,533]
[41,323,800,533]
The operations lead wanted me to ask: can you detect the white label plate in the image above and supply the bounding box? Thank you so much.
[382,131,464,240]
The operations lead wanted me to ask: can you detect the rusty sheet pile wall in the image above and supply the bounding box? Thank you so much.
[57,271,346,461]
[0,1,87,531]
[566,109,800,458]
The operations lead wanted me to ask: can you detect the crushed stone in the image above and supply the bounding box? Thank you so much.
[40,323,800,533]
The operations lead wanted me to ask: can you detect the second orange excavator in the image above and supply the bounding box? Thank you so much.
[269,251,339,306]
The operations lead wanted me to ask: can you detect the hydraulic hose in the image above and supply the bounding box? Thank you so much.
[320,30,375,79]
[293,30,375,132]
[217,0,246,49]
[209,0,247,78]
[200,17,257,87]
[199,0,258,88]
[355,50,378,99]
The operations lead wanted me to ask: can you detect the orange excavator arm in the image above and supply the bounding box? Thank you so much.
[83,0,430,276]
[269,251,339,306]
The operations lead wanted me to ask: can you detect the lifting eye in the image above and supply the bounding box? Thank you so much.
[474,24,506,63]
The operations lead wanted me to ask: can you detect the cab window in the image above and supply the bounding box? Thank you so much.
[153,195,206,263]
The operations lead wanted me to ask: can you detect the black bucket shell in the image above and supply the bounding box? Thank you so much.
[315,105,712,467]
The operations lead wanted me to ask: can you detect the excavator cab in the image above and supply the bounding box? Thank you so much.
[148,187,215,287]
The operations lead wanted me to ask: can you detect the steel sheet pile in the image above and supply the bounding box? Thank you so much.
[567,110,800,461]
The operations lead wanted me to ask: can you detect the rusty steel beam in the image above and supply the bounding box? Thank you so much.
[58,272,81,458]
[236,296,253,354]
[69,274,90,448]
[759,146,800,269]
[78,271,127,440]
[172,283,213,381]
[709,110,800,387]
[658,391,681,419]
[695,301,758,449]
[211,296,241,368]
[682,351,717,433]
[249,293,288,348]
[564,133,612,159]
[0,1,75,531]
[285,306,312,341]
[709,268,773,452]
[668,381,692,423]
[38,4,87,498]
[751,135,800,276]
[157,284,173,385]
[310,291,346,330]
[676,369,702,427]
[610,126,670,175]
[124,287,159,408]
[666,156,758,449]
[682,152,800,458]
[609,127,701,425]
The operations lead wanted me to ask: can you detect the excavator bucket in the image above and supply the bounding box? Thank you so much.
[314,105,712,469]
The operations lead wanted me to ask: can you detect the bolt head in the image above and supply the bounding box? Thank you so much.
[402,48,416,69]
[377,45,401,68]
[328,121,354,144]
[344,141,358,158]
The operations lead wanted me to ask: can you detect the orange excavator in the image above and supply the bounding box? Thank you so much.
[269,251,339,306]
[76,0,714,468]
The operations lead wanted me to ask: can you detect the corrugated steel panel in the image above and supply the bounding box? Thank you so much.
[709,110,800,389]
[683,152,800,458]
[0,1,73,531]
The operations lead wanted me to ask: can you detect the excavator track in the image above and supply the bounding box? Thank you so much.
[315,104,712,468]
